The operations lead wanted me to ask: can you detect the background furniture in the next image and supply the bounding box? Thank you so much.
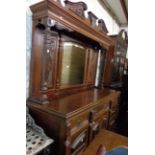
[103,29,128,133]
[103,29,128,89]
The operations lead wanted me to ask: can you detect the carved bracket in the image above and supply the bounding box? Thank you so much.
[64,0,87,18]
[36,17,56,30]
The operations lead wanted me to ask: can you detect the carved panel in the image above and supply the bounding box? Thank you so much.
[64,0,87,18]
[88,11,98,28]
[98,19,108,34]
[41,28,58,91]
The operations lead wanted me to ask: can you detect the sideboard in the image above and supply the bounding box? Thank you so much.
[27,88,120,155]
[27,1,121,155]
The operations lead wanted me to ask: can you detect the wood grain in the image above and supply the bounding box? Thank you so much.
[83,129,128,155]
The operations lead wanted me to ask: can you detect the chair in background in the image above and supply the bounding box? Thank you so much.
[26,107,54,155]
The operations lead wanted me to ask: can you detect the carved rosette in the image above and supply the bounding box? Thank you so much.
[64,0,87,18]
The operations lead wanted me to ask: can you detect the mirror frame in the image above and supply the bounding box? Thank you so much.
[58,34,89,89]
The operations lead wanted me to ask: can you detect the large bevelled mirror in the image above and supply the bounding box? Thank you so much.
[60,42,86,87]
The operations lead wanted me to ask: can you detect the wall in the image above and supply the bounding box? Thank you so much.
[26,13,32,98]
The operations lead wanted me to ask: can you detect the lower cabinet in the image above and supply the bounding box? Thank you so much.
[27,90,120,155]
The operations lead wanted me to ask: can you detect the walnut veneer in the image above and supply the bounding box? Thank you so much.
[27,88,120,155]
[27,1,121,155]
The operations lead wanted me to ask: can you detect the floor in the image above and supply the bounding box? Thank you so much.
[83,129,128,155]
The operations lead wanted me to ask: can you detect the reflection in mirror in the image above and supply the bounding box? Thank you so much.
[95,49,105,87]
[60,42,86,87]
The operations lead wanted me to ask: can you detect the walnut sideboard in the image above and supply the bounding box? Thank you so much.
[27,88,120,155]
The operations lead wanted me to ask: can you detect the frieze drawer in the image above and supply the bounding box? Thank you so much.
[70,112,89,136]
[91,102,109,118]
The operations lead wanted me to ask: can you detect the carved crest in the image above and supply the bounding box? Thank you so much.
[88,11,98,27]
[64,0,87,18]
[98,19,108,34]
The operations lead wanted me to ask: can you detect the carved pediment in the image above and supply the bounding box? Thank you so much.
[64,0,87,18]
[88,11,98,28]
[98,19,108,34]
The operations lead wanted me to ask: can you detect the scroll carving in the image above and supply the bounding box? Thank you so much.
[41,27,58,91]
[88,11,98,27]
[64,0,87,18]
[98,19,108,34]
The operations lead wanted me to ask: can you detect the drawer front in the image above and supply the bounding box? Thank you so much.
[70,112,89,136]
[91,102,110,120]
[71,129,88,155]
[96,102,109,112]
